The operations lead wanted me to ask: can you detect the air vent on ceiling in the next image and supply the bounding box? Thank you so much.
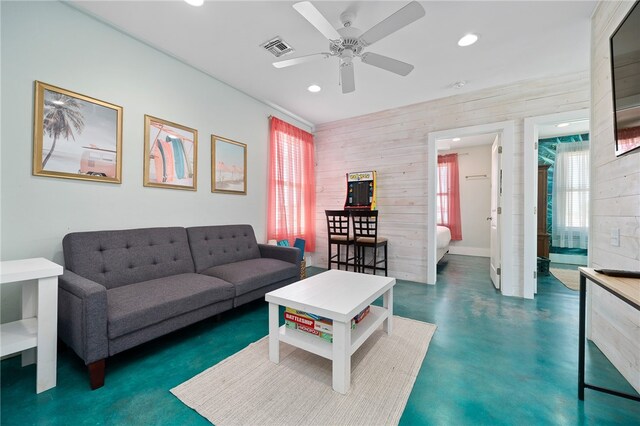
[261,37,294,58]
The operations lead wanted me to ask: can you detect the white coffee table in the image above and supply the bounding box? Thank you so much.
[265,269,396,394]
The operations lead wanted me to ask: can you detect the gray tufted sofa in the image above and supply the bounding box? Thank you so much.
[58,224,300,389]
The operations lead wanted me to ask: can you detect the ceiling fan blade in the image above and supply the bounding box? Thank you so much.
[359,1,425,47]
[293,1,342,41]
[361,52,414,76]
[273,53,330,69]
[340,63,355,94]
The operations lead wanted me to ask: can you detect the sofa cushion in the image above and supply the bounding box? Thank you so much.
[201,258,298,297]
[106,273,234,339]
[187,225,261,273]
[63,227,195,289]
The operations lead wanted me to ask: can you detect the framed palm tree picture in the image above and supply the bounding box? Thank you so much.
[212,135,247,194]
[143,115,198,191]
[32,81,123,183]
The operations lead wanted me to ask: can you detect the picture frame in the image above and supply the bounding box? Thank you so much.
[32,81,123,183]
[211,135,247,194]
[144,115,198,191]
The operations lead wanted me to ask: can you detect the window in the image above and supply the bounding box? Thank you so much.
[436,154,462,240]
[267,117,316,251]
[552,141,589,249]
[436,163,449,224]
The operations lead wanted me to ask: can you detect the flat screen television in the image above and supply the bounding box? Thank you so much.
[610,0,640,157]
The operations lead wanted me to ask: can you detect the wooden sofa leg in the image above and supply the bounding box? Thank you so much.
[88,359,105,390]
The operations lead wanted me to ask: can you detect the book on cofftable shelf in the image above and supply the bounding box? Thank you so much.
[284,307,358,335]
[284,305,371,338]
[354,305,371,324]
[285,320,333,342]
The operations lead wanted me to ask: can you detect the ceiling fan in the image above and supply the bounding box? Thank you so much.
[273,1,426,94]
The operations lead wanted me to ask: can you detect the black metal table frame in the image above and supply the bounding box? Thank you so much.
[578,271,640,402]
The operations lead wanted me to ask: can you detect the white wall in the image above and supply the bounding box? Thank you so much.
[440,144,492,257]
[0,1,311,322]
[589,0,640,393]
[314,72,590,292]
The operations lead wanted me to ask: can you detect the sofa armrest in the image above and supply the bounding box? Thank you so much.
[58,270,108,365]
[258,244,300,267]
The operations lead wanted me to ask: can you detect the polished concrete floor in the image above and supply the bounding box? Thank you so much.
[2,255,639,425]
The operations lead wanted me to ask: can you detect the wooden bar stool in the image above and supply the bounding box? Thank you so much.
[325,210,355,271]
[351,210,388,276]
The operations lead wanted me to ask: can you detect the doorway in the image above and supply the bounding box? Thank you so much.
[524,110,590,297]
[434,132,501,289]
[427,121,516,296]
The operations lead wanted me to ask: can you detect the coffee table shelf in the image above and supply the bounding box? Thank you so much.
[278,304,388,360]
[266,270,396,394]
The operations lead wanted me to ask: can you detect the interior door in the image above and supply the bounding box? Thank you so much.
[490,135,501,289]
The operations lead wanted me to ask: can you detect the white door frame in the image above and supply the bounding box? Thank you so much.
[427,121,516,297]
[490,134,501,290]
[523,109,590,299]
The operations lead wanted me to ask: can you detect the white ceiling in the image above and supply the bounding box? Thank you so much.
[538,119,590,138]
[437,133,497,151]
[436,116,591,151]
[70,1,597,126]
[435,116,591,152]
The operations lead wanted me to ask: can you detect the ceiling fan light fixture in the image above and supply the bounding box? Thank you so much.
[307,84,321,93]
[184,0,204,6]
[458,33,478,47]
[284,1,426,94]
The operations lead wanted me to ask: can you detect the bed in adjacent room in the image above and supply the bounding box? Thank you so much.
[437,225,451,262]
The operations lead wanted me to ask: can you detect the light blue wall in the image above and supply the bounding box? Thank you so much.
[0,1,311,322]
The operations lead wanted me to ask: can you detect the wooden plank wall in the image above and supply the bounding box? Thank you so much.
[313,72,590,293]
[589,0,640,393]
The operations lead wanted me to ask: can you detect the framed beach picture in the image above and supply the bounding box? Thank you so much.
[212,135,247,194]
[32,81,123,183]
[143,115,197,191]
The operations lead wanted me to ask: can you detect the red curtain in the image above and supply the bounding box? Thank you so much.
[267,117,316,251]
[617,126,640,154]
[437,153,462,240]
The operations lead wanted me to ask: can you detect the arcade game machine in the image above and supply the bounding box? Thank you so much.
[344,171,377,210]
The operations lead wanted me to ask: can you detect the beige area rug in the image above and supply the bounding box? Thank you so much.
[550,267,580,291]
[171,316,436,426]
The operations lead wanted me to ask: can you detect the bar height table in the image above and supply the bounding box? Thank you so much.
[0,258,63,393]
[578,267,640,402]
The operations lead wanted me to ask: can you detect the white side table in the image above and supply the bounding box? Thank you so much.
[0,258,63,393]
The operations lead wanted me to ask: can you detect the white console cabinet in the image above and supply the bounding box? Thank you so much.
[0,258,63,393]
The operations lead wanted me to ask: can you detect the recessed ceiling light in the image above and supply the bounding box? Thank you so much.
[452,137,461,142]
[184,0,204,6]
[452,80,466,89]
[458,34,478,47]
[556,122,570,128]
[307,84,321,93]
